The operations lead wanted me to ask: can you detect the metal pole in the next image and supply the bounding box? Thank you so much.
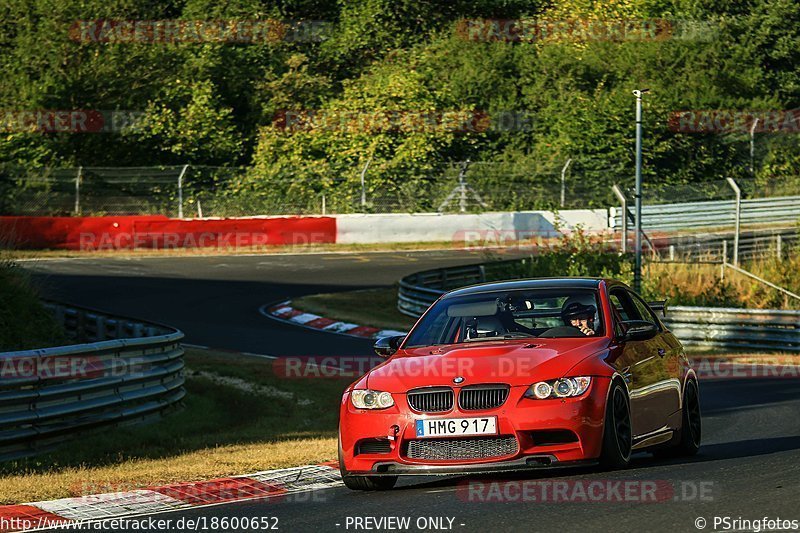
[611,184,628,254]
[177,164,188,219]
[458,159,470,213]
[560,158,572,208]
[777,234,782,260]
[359,158,371,210]
[322,194,326,215]
[632,89,649,293]
[726,177,741,267]
[74,166,82,215]
[750,118,759,178]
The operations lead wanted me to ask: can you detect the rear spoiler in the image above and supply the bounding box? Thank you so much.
[648,299,668,317]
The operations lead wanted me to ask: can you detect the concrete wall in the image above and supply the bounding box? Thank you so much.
[336,209,608,244]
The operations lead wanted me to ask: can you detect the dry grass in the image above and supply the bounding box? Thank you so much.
[0,438,337,505]
[0,348,348,504]
[644,255,800,309]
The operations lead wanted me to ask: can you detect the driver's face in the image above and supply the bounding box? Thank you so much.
[570,317,593,329]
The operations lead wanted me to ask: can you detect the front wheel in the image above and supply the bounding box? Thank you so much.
[599,381,632,468]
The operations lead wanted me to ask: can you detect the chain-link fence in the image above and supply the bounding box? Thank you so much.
[2,162,799,217]
[0,161,620,217]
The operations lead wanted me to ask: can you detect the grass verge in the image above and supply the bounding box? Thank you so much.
[292,288,417,331]
[0,348,351,504]
[0,258,65,351]
[5,240,543,260]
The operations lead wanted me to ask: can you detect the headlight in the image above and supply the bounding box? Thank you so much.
[351,389,394,409]
[525,377,592,400]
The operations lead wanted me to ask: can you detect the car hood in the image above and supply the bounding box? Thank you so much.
[365,337,610,393]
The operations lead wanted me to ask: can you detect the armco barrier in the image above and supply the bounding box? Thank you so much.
[0,302,185,461]
[610,195,800,232]
[0,215,336,250]
[397,260,800,352]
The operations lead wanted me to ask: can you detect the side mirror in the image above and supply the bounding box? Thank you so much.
[374,336,404,358]
[620,320,658,342]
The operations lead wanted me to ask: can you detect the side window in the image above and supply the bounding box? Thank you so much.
[628,291,662,329]
[609,290,641,321]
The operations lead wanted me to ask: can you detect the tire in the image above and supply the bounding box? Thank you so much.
[338,435,398,491]
[659,379,702,458]
[599,380,632,468]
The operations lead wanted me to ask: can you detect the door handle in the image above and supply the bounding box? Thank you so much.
[657,348,666,357]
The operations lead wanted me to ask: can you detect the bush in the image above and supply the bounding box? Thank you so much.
[0,259,65,351]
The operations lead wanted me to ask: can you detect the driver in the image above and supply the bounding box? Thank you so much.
[561,301,597,336]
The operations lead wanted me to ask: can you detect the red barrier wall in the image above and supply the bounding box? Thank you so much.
[0,216,336,250]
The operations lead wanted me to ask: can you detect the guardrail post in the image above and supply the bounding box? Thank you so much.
[669,245,675,261]
[177,164,188,219]
[360,158,371,211]
[722,240,728,263]
[560,158,572,208]
[611,185,628,254]
[74,167,82,215]
[777,234,783,260]
[726,178,741,267]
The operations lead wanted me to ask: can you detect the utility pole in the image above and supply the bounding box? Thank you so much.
[632,89,649,294]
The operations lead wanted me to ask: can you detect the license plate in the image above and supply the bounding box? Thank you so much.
[415,417,497,438]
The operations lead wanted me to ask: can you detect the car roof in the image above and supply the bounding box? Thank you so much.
[442,277,608,299]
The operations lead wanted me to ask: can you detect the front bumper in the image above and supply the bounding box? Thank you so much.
[339,377,611,475]
[364,456,597,476]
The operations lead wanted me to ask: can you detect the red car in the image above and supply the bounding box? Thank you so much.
[338,278,701,490]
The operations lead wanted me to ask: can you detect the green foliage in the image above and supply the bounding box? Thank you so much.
[0,259,65,351]
[0,0,799,206]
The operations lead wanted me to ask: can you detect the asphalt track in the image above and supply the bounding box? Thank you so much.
[24,250,800,533]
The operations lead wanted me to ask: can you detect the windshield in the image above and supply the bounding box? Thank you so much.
[403,288,604,348]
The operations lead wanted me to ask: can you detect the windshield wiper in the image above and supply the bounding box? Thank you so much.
[501,332,536,338]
